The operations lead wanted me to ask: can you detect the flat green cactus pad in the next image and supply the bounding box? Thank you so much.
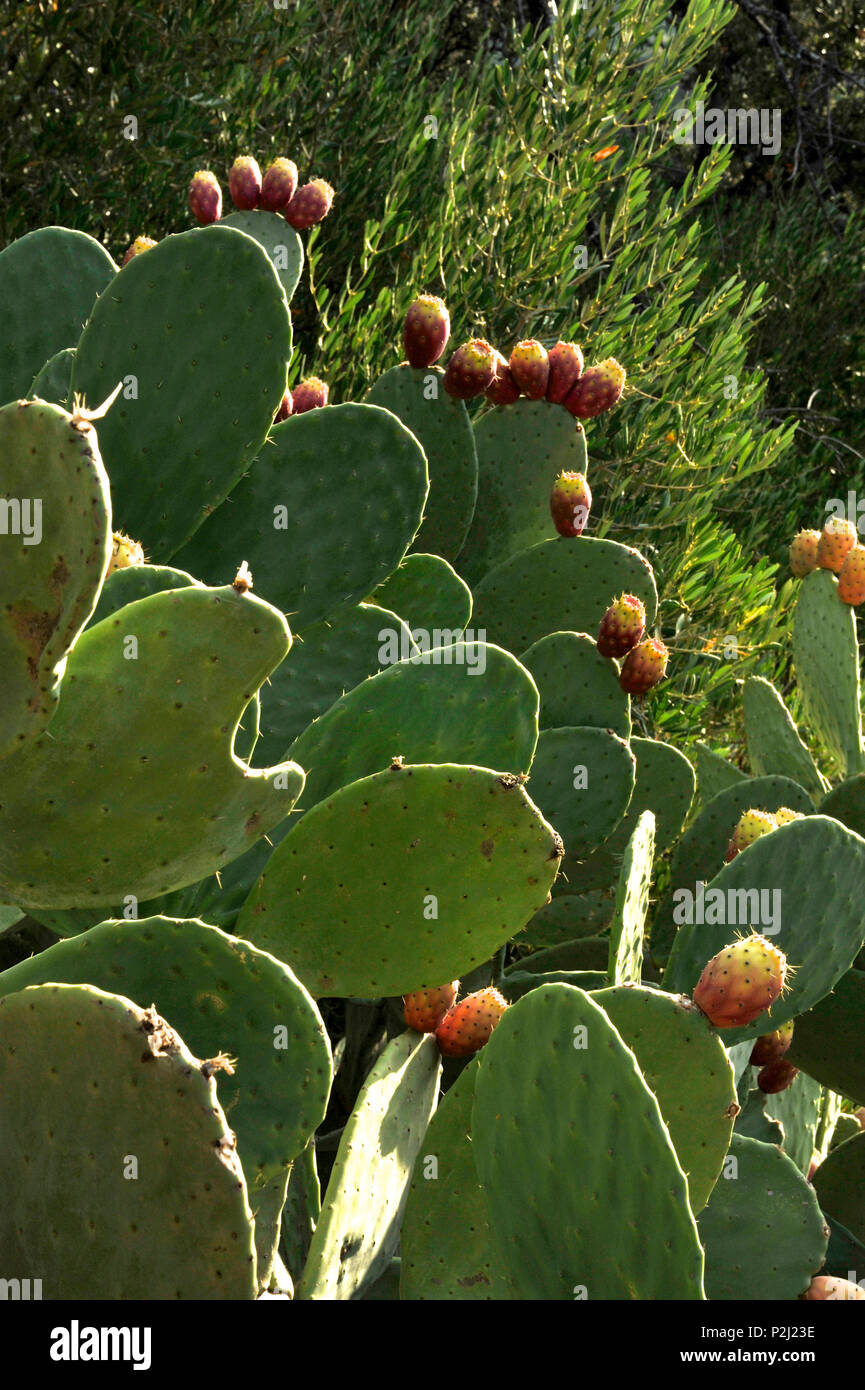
[520,630,630,736]
[367,552,472,635]
[568,736,694,893]
[364,363,477,561]
[471,535,657,655]
[0,583,304,908]
[694,741,748,805]
[0,982,257,1299]
[400,1058,515,1300]
[793,568,865,777]
[0,399,112,756]
[663,816,865,1042]
[174,402,429,629]
[471,983,705,1298]
[591,983,736,1213]
[0,227,116,404]
[286,641,539,811]
[698,1134,827,1300]
[457,398,589,583]
[89,561,199,625]
[651,773,814,950]
[743,676,828,797]
[297,1031,441,1299]
[253,602,416,766]
[813,1133,865,1243]
[787,966,865,1103]
[519,891,614,948]
[71,224,292,561]
[217,210,304,304]
[607,809,655,985]
[27,346,76,406]
[236,762,563,998]
[0,916,332,1190]
[525,725,636,858]
[764,1071,835,1175]
[821,774,865,838]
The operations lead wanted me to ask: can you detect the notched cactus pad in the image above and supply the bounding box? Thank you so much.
[0,584,304,907]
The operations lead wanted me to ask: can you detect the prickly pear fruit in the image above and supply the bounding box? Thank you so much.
[692,933,788,1029]
[546,341,584,404]
[292,378,329,413]
[803,1276,865,1300]
[549,471,591,538]
[509,340,550,399]
[618,637,668,696]
[434,987,507,1057]
[228,156,262,211]
[789,529,820,577]
[259,157,298,212]
[284,178,334,230]
[274,388,293,423]
[443,339,497,400]
[402,294,450,369]
[838,545,865,605]
[106,531,145,575]
[403,981,459,1033]
[749,1018,794,1067]
[484,349,521,405]
[597,593,646,658]
[774,806,805,826]
[563,358,626,419]
[122,236,157,267]
[757,1058,799,1094]
[726,808,778,862]
[816,517,858,573]
[188,170,222,225]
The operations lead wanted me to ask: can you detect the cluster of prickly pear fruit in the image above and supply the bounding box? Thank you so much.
[188,155,334,230]
[403,982,508,1056]
[789,517,865,605]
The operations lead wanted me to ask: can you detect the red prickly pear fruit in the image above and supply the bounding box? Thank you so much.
[803,1275,865,1300]
[726,808,778,862]
[484,348,521,405]
[563,358,626,419]
[403,981,460,1033]
[122,236,157,267]
[618,637,668,695]
[434,987,508,1057]
[106,531,145,576]
[789,529,820,577]
[292,378,329,413]
[443,339,497,400]
[259,158,299,212]
[284,178,334,230]
[749,1017,794,1067]
[757,1058,799,1094]
[692,933,788,1028]
[550,471,591,538]
[402,294,450,369]
[546,340,584,404]
[774,806,804,826]
[274,388,293,423]
[816,516,858,573]
[597,593,646,658]
[509,340,550,399]
[188,170,222,225]
[228,156,262,210]
[838,545,865,605]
